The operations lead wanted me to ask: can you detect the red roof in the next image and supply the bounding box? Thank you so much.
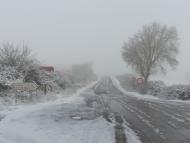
[40,66,54,72]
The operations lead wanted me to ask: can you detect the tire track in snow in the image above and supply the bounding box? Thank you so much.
[109,77,190,142]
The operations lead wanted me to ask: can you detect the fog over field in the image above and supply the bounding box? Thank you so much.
[0,0,189,83]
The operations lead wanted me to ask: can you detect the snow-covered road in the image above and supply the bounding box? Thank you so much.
[93,77,190,143]
[0,87,115,143]
[1,77,190,143]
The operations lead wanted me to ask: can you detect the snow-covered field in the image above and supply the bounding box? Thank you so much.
[0,85,115,143]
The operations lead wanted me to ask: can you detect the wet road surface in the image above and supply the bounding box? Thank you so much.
[93,77,190,143]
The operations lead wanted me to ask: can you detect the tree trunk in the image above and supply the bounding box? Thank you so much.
[142,76,148,94]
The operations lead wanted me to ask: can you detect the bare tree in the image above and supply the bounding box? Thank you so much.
[69,62,97,85]
[122,23,179,90]
[0,42,37,72]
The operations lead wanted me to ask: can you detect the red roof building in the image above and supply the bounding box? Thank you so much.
[40,66,54,73]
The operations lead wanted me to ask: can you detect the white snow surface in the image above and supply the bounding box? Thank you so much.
[112,76,190,105]
[111,76,160,100]
[0,83,115,143]
[125,125,142,143]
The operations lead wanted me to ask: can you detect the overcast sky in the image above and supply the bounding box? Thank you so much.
[0,0,190,83]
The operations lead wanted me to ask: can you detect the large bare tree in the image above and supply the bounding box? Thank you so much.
[0,42,41,84]
[0,42,37,72]
[122,23,179,88]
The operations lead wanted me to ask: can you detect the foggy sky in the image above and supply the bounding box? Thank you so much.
[0,0,190,84]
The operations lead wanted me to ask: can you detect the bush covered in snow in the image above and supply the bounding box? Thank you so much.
[0,42,36,72]
[0,43,97,108]
[117,74,190,100]
[0,42,41,92]
[38,63,97,91]
[146,80,166,96]
[24,66,42,85]
[0,42,96,106]
[0,66,23,93]
[53,71,72,89]
[147,81,190,100]
[159,84,190,100]
[0,66,23,84]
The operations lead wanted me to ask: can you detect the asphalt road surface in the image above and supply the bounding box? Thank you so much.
[93,77,190,143]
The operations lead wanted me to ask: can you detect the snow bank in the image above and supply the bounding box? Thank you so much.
[111,76,159,100]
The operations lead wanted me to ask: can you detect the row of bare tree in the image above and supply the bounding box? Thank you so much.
[0,42,43,86]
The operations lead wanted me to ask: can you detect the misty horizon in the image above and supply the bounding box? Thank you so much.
[0,0,190,83]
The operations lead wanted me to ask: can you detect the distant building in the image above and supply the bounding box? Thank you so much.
[40,66,54,73]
